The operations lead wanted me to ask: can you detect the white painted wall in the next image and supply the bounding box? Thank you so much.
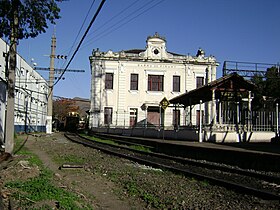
[89,34,218,129]
[0,38,48,138]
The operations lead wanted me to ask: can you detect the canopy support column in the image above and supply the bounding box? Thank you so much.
[211,89,216,126]
[248,91,252,131]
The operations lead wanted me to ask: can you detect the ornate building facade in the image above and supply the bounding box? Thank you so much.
[89,33,218,129]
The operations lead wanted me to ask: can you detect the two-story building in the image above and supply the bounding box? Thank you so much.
[89,33,218,130]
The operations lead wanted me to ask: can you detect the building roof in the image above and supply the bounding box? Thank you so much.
[123,49,144,54]
[123,49,184,56]
[169,73,256,107]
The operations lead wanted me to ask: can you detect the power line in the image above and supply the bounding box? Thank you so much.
[34,67,85,72]
[53,0,140,58]
[61,0,96,69]
[82,0,166,49]
[53,0,107,87]
[82,0,159,48]
[57,0,96,97]
[86,0,141,39]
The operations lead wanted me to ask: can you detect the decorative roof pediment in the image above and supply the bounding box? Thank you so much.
[142,32,168,60]
[90,33,218,66]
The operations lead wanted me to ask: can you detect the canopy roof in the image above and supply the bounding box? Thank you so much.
[169,73,256,107]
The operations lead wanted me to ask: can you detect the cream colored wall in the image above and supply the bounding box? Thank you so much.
[89,34,217,128]
[90,58,215,128]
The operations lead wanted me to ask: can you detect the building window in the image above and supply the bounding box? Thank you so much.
[173,109,180,128]
[129,108,138,127]
[196,76,204,88]
[105,73,113,89]
[173,76,180,92]
[148,75,163,91]
[104,107,113,124]
[130,74,138,90]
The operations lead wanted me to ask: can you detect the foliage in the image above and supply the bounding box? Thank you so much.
[81,134,152,152]
[80,134,118,145]
[251,74,265,110]
[129,144,151,153]
[5,171,84,209]
[124,180,164,208]
[53,154,86,165]
[251,66,280,110]
[53,98,80,120]
[6,138,91,209]
[1,0,61,154]
[13,135,44,166]
[264,66,280,98]
[0,0,60,40]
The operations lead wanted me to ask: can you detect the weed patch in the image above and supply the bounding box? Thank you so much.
[4,137,92,209]
[53,154,86,165]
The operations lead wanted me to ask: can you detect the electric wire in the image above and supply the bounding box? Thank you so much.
[85,0,141,41]
[54,0,96,98]
[60,0,96,69]
[81,0,161,49]
[52,0,165,93]
[52,0,107,88]
[51,0,165,98]
[82,0,166,50]
[56,0,140,58]
[55,0,140,96]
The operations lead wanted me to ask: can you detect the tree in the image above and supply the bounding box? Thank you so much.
[251,73,265,110]
[264,66,280,98]
[0,0,61,154]
[251,66,280,110]
[53,98,79,121]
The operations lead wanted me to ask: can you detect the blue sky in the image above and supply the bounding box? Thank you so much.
[17,0,280,99]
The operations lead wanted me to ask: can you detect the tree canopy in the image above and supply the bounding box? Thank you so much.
[53,98,80,121]
[251,66,280,110]
[0,0,60,40]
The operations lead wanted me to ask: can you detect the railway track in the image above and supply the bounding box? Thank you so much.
[64,132,280,200]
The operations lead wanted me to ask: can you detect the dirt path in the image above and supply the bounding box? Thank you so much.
[24,133,147,210]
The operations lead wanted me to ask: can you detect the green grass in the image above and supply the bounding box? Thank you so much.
[5,134,92,209]
[5,170,82,209]
[129,144,151,152]
[80,134,152,152]
[53,154,86,165]
[14,135,44,167]
[124,180,164,209]
[81,134,118,145]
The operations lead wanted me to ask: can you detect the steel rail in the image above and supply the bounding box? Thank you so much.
[89,132,280,184]
[64,132,280,200]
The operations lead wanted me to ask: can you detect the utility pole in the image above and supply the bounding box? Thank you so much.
[46,34,56,134]
[5,0,19,154]
[45,34,84,134]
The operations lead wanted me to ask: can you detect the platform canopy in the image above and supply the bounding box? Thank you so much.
[169,73,256,107]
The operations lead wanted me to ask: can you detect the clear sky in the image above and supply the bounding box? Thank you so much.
[17,0,280,99]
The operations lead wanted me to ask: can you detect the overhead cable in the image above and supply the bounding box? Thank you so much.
[60,0,96,69]
[82,0,166,49]
[53,0,107,87]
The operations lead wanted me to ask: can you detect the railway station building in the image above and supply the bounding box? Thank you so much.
[89,33,218,131]
[0,38,49,144]
[89,33,278,142]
